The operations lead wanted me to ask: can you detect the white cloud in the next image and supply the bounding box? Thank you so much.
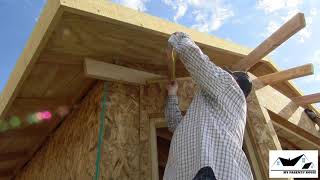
[310,8,317,16]
[259,1,315,43]
[113,0,149,11]
[257,0,303,13]
[304,50,320,82]
[162,0,234,32]
[311,50,320,64]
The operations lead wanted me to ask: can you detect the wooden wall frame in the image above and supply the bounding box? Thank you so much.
[148,116,264,180]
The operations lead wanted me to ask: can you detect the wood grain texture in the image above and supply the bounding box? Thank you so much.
[246,87,283,179]
[232,13,306,71]
[257,63,314,85]
[0,0,63,119]
[292,93,320,105]
[1,0,317,179]
[85,58,163,84]
[253,78,320,139]
[15,81,140,180]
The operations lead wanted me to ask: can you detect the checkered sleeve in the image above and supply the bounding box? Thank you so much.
[168,32,234,98]
[165,95,183,132]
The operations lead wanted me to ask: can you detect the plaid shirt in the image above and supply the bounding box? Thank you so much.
[164,32,253,180]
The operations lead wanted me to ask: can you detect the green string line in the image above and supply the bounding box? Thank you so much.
[94,82,108,180]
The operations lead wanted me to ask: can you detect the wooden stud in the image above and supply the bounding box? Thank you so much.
[84,58,163,84]
[232,13,306,71]
[246,86,283,179]
[292,93,320,106]
[149,119,159,180]
[256,63,314,85]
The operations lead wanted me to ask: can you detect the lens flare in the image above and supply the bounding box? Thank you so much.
[36,112,43,121]
[9,116,21,128]
[27,114,40,124]
[41,111,52,121]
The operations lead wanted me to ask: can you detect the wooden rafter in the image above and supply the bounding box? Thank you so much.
[256,63,314,85]
[84,58,163,84]
[269,110,320,148]
[292,93,320,106]
[253,75,320,146]
[232,13,306,71]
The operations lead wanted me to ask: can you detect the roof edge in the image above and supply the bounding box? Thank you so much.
[0,0,64,118]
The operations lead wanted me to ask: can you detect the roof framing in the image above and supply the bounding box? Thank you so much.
[1,0,317,119]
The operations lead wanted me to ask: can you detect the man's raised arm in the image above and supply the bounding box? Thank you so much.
[165,81,183,132]
[168,32,235,99]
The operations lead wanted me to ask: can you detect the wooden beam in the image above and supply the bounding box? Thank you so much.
[84,58,163,84]
[149,119,159,180]
[269,110,320,148]
[252,73,320,139]
[257,63,314,85]
[292,93,320,106]
[232,13,306,71]
[246,88,283,179]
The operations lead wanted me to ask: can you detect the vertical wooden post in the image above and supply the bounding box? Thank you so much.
[139,85,152,180]
[246,83,286,179]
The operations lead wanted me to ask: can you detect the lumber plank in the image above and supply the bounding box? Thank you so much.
[60,0,255,58]
[149,119,159,180]
[253,74,320,140]
[232,13,306,71]
[84,58,163,84]
[246,89,282,179]
[292,93,320,105]
[269,111,320,148]
[0,0,63,119]
[257,63,314,84]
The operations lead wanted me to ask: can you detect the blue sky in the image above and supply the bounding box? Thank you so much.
[0,0,319,107]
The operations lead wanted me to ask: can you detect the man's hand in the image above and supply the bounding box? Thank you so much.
[167,81,178,96]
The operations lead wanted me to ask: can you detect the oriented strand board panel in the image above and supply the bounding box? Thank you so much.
[15,81,140,180]
[1,0,318,178]
[139,79,197,179]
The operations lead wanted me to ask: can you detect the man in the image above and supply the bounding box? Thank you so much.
[305,108,320,127]
[164,32,253,180]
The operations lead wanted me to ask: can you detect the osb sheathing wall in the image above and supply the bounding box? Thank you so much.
[140,79,197,180]
[14,79,196,180]
[15,81,141,180]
